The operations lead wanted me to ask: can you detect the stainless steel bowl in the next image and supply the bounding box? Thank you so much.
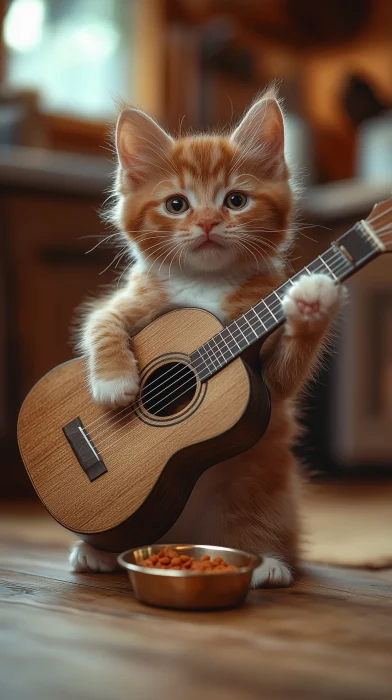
[118,544,261,610]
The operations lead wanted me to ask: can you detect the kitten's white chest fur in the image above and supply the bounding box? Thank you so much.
[162,271,247,323]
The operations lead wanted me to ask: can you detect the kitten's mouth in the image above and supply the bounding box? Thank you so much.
[193,237,223,251]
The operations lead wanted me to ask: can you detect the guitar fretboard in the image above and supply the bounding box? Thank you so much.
[190,221,381,381]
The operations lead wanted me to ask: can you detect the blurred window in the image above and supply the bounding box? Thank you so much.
[3,0,133,121]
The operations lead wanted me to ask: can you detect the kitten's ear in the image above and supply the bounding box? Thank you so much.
[231,96,285,174]
[116,108,173,187]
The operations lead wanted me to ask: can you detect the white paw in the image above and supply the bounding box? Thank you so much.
[91,374,139,407]
[69,541,119,573]
[282,274,340,326]
[251,556,293,588]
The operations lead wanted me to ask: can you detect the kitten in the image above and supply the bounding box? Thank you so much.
[70,88,341,586]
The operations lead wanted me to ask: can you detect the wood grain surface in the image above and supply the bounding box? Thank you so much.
[1,500,392,700]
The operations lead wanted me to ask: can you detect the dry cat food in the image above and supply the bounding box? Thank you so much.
[140,547,238,573]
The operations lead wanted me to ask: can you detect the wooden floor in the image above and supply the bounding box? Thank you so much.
[1,501,392,700]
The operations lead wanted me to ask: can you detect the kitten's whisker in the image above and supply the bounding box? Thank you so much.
[232,172,259,184]
[133,133,180,177]
[229,232,282,257]
[169,242,186,279]
[85,232,125,254]
[239,238,266,261]
[239,233,281,247]
[228,138,265,174]
[241,238,273,272]
[177,243,187,275]
[151,179,177,195]
[116,261,133,288]
[114,248,129,269]
[232,240,260,271]
[98,247,129,276]
[79,232,124,241]
[241,238,283,257]
[158,242,184,276]
[297,231,318,243]
[138,241,171,257]
[130,230,180,239]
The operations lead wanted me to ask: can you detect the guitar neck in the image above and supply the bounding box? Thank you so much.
[190,220,384,381]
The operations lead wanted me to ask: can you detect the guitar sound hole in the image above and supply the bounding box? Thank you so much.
[141,362,197,417]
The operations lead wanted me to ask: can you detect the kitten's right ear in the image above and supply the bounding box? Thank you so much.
[231,94,285,176]
[116,108,173,187]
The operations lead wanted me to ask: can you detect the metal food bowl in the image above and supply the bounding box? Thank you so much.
[118,544,261,610]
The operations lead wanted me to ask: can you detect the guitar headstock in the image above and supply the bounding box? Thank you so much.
[365,195,392,251]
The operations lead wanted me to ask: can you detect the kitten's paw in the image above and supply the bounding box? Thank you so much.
[69,541,119,573]
[251,556,293,588]
[91,373,139,407]
[282,274,341,331]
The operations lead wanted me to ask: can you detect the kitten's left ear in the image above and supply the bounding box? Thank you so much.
[231,96,285,175]
[116,108,173,188]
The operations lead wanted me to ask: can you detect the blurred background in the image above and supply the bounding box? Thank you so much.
[1,0,392,499]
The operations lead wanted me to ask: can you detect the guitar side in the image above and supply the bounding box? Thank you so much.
[18,307,270,550]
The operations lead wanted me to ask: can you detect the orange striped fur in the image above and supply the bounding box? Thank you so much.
[73,91,342,584]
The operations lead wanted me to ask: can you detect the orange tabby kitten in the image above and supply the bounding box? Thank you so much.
[70,89,341,585]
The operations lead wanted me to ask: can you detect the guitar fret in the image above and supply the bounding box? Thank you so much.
[248,307,267,332]
[319,255,338,280]
[254,302,276,329]
[219,327,237,356]
[242,314,258,338]
[205,340,221,369]
[215,332,234,360]
[307,259,321,274]
[226,324,243,352]
[262,299,278,323]
[192,348,209,372]
[237,316,257,341]
[201,345,218,373]
[266,294,285,322]
[234,320,250,345]
[193,348,214,378]
[208,338,224,366]
[324,245,353,280]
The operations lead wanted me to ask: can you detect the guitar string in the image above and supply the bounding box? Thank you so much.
[374,223,392,236]
[82,250,353,457]
[85,212,390,432]
[84,244,349,439]
[84,246,348,443]
[95,250,356,455]
[86,217,383,437]
[79,228,387,461]
[78,219,392,460]
[81,215,390,455]
[367,204,392,226]
[87,251,354,456]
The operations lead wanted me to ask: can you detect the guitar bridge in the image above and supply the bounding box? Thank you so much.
[63,417,107,482]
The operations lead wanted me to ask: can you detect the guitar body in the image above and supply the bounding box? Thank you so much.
[18,308,271,552]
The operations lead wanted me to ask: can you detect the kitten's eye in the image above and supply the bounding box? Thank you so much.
[166,196,189,215]
[225,192,247,210]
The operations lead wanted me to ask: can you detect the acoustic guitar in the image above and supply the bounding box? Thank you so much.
[18,198,392,552]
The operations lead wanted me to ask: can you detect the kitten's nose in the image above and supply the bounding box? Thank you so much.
[196,217,220,237]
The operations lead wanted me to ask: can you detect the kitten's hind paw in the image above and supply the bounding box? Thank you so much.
[251,556,293,588]
[69,541,119,573]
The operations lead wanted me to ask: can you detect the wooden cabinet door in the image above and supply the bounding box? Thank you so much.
[7,194,118,404]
